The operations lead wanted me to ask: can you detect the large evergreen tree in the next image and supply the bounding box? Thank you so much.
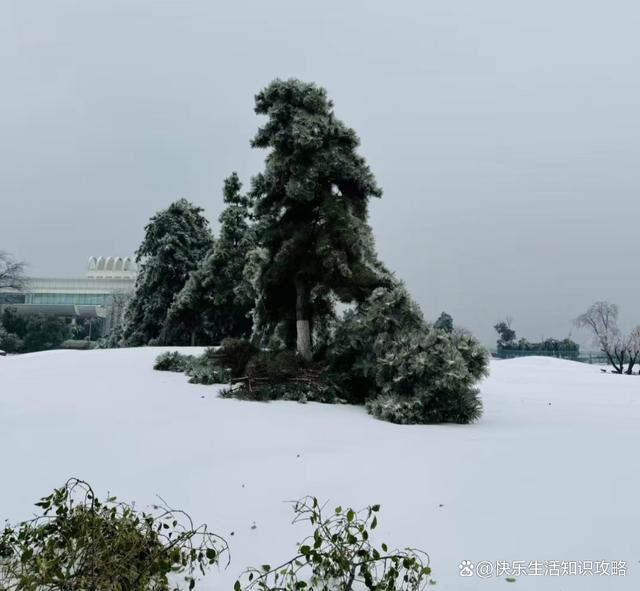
[164,174,256,344]
[251,79,389,359]
[121,199,213,346]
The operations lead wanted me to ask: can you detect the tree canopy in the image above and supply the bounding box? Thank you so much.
[165,174,256,344]
[121,199,214,346]
[250,79,390,358]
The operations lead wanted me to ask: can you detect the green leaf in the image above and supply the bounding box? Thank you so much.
[346,510,355,523]
[234,581,242,591]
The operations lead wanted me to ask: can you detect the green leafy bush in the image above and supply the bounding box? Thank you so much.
[0,479,228,591]
[235,496,432,591]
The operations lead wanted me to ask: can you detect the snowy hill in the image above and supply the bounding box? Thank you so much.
[1,348,638,590]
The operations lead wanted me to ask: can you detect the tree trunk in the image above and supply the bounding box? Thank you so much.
[190,329,196,347]
[295,277,312,361]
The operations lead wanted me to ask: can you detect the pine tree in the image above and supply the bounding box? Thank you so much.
[164,174,256,345]
[434,312,454,333]
[121,199,213,346]
[251,79,389,359]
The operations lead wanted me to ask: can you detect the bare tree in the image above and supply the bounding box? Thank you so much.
[625,326,640,374]
[575,301,627,373]
[0,251,26,291]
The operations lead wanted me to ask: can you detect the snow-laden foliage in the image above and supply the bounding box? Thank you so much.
[121,199,213,346]
[139,80,489,425]
[250,79,390,358]
[165,174,256,345]
[329,285,489,424]
[154,350,195,372]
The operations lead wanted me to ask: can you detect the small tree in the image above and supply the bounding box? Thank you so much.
[494,318,516,349]
[433,312,453,333]
[625,326,640,374]
[575,301,627,373]
[165,173,256,345]
[121,199,214,346]
[0,252,25,291]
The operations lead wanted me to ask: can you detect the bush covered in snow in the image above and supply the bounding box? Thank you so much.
[153,350,195,372]
[186,350,232,385]
[153,349,230,385]
[328,285,489,424]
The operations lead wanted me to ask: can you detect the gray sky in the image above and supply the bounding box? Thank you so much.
[2,0,639,346]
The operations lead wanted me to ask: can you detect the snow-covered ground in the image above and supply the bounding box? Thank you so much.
[1,348,638,590]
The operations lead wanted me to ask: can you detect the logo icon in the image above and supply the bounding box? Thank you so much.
[459,560,474,577]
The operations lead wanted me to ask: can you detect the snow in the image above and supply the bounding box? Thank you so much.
[1,348,638,589]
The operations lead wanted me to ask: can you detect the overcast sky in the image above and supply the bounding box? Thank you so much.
[1,0,639,345]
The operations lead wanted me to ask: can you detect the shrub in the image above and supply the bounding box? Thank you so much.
[186,350,232,385]
[328,285,489,423]
[0,479,228,591]
[245,350,301,382]
[222,349,341,404]
[0,328,22,354]
[215,338,260,378]
[221,380,338,404]
[154,350,195,372]
[236,496,432,591]
[60,339,94,350]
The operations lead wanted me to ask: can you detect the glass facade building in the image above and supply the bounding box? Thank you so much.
[0,257,137,336]
[27,293,108,306]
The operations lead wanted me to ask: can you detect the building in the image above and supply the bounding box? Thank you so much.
[0,257,137,337]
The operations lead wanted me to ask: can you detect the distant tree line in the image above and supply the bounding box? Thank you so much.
[0,306,102,354]
[494,318,580,360]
